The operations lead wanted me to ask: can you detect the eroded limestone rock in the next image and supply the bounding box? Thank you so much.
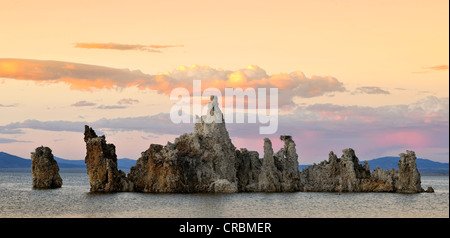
[254,136,301,192]
[127,96,238,193]
[257,138,281,192]
[300,149,371,192]
[396,150,423,193]
[128,143,182,192]
[299,149,427,193]
[82,95,428,194]
[235,148,261,192]
[84,125,133,192]
[31,146,62,189]
[369,167,398,192]
[276,136,301,191]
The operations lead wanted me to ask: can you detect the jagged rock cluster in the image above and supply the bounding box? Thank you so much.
[83,96,429,194]
[31,146,63,189]
[300,149,371,192]
[236,136,301,192]
[300,149,426,193]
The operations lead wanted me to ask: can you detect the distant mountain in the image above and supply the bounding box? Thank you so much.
[0,152,31,168]
[117,158,138,169]
[54,157,85,168]
[299,156,449,176]
[0,152,136,169]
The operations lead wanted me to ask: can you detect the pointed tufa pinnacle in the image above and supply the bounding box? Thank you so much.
[84,125,98,142]
[280,135,292,141]
[263,138,274,167]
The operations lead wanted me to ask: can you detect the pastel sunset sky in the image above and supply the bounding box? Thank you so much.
[0,0,448,164]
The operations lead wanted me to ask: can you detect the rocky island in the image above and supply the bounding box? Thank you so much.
[300,149,426,193]
[83,96,429,194]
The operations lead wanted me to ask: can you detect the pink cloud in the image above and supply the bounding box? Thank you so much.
[371,130,431,148]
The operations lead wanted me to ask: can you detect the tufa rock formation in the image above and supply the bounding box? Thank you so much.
[84,126,133,192]
[250,136,301,192]
[300,149,372,192]
[83,96,429,194]
[128,95,238,193]
[300,149,426,193]
[31,146,62,189]
[235,136,302,192]
[396,150,423,193]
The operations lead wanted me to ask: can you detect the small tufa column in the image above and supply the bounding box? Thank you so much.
[31,146,63,189]
[396,150,424,193]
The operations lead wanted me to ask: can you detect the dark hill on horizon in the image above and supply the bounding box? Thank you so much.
[0,152,31,168]
[1,151,448,175]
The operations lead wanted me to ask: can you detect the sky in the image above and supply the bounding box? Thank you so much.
[0,0,448,164]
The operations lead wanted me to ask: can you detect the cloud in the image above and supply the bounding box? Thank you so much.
[96,105,127,110]
[301,96,448,125]
[0,138,31,143]
[352,86,390,95]
[0,120,86,134]
[413,65,449,74]
[423,65,449,71]
[0,128,23,134]
[74,42,183,52]
[0,104,16,107]
[71,100,96,107]
[0,113,192,135]
[117,98,139,105]
[0,58,155,91]
[142,64,346,107]
[141,135,158,140]
[0,59,347,106]
[71,98,139,109]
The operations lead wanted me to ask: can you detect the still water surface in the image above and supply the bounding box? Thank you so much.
[0,169,448,218]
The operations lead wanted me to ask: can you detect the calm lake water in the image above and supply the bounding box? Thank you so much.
[0,169,448,218]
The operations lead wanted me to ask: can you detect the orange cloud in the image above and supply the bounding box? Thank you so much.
[59,77,118,91]
[0,58,346,105]
[268,73,296,89]
[226,71,248,88]
[423,65,449,71]
[0,60,20,75]
[0,58,156,91]
[74,42,183,52]
[414,65,449,73]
